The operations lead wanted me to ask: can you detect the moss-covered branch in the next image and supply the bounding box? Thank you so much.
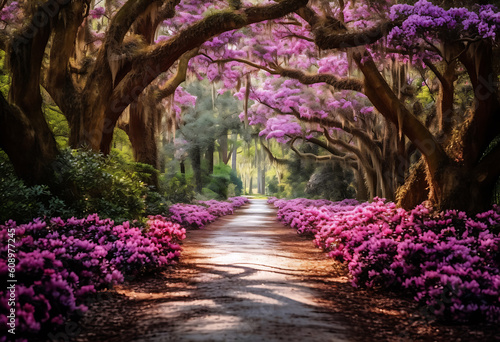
[107,0,308,119]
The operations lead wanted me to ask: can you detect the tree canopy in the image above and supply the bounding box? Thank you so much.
[1,0,500,212]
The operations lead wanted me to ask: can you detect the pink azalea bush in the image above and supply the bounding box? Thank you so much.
[227,196,250,208]
[197,200,235,217]
[169,197,249,229]
[0,214,185,339]
[168,204,217,229]
[270,198,500,323]
[270,197,359,235]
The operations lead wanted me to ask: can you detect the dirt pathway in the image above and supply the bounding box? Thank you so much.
[72,199,350,342]
[133,199,348,341]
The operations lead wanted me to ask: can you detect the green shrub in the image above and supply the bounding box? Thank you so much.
[229,168,243,196]
[205,163,243,199]
[227,183,237,197]
[197,187,220,201]
[161,173,195,204]
[51,149,147,221]
[144,188,169,216]
[0,152,72,223]
[267,176,285,197]
[207,163,231,199]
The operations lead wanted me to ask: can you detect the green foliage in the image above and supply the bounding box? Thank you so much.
[229,169,243,196]
[265,144,355,200]
[0,151,72,224]
[197,187,220,200]
[133,161,160,186]
[51,149,147,221]
[202,162,243,199]
[43,104,69,148]
[111,127,134,162]
[267,175,285,196]
[207,163,232,199]
[161,173,196,204]
[144,188,169,216]
[227,183,237,197]
[415,79,435,107]
[277,150,317,198]
[305,163,356,201]
[0,50,9,98]
[0,146,187,223]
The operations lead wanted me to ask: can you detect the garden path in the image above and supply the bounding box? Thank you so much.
[130,198,349,341]
[74,199,351,342]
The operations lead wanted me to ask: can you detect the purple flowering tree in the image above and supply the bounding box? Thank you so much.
[301,1,500,212]
[199,0,500,212]
[0,0,308,186]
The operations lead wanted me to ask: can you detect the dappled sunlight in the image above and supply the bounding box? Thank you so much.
[184,315,243,333]
[131,199,348,342]
[231,291,284,306]
[115,288,191,301]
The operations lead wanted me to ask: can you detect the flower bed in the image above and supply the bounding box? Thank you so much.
[0,214,185,339]
[271,197,359,235]
[169,197,249,229]
[270,198,500,323]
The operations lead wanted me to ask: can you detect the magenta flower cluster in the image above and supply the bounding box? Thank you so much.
[0,1,19,22]
[268,197,359,235]
[270,197,500,323]
[89,6,106,19]
[0,214,186,338]
[169,197,249,229]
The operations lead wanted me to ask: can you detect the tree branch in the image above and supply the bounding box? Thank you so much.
[45,1,88,123]
[321,126,374,171]
[107,0,308,118]
[314,21,395,50]
[289,136,356,163]
[258,99,384,162]
[423,58,446,87]
[282,34,315,42]
[275,65,363,92]
[260,139,290,165]
[207,56,363,92]
[204,56,278,74]
[156,48,199,100]
[355,51,448,174]
[103,0,161,50]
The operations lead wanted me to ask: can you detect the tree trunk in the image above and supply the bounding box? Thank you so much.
[128,100,159,187]
[4,2,63,186]
[218,132,230,164]
[437,60,456,139]
[353,167,369,201]
[190,145,203,193]
[207,140,215,174]
[260,164,266,195]
[396,158,429,209]
[0,95,59,186]
[257,169,262,194]
[231,133,237,171]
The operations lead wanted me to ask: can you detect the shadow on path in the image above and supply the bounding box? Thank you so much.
[128,199,349,342]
